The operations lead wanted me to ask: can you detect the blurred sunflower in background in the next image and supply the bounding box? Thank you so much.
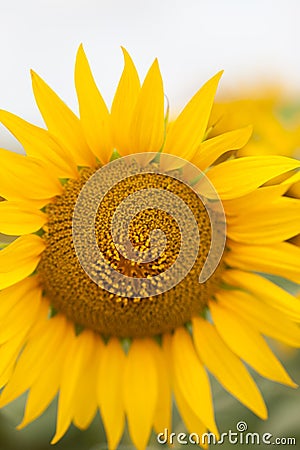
[0,47,300,450]
[210,89,300,250]
[211,95,299,179]
[209,88,300,156]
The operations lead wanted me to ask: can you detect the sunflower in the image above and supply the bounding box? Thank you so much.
[1,46,300,450]
[209,89,300,159]
[209,88,300,252]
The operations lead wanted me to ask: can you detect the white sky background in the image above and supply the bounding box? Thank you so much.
[0,0,299,151]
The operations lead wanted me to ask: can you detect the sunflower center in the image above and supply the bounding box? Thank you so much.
[38,158,224,338]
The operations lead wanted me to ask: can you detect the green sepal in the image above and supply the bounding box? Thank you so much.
[110,149,121,161]
[48,305,58,318]
[75,323,85,336]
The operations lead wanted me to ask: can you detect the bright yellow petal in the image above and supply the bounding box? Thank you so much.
[111,48,141,155]
[130,59,164,154]
[163,327,207,448]
[227,197,300,244]
[98,338,125,450]
[72,333,102,430]
[123,338,158,450]
[0,286,41,344]
[288,179,300,198]
[191,126,252,171]
[223,184,291,216]
[225,241,300,284]
[0,332,29,388]
[0,235,45,271]
[0,148,62,201]
[0,281,44,388]
[31,70,95,167]
[206,156,300,200]
[0,275,39,319]
[152,342,172,435]
[51,328,96,444]
[173,381,208,449]
[222,270,300,322]
[75,45,112,163]
[0,311,66,407]
[209,300,296,387]
[0,362,15,390]
[18,335,67,429]
[0,110,78,179]
[0,235,45,289]
[216,290,300,348]
[193,317,267,419]
[0,201,47,235]
[162,71,223,170]
[172,327,218,436]
[0,285,43,388]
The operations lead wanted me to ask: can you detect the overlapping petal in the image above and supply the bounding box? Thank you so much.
[75,45,112,163]
[31,70,95,167]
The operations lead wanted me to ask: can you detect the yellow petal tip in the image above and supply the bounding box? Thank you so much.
[16,422,26,431]
[120,47,138,72]
[213,70,224,82]
[76,43,85,59]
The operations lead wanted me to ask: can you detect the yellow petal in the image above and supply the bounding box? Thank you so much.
[162,332,173,374]
[163,72,223,170]
[25,298,50,342]
[0,331,28,388]
[0,148,62,201]
[206,156,300,200]
[223,184,291,216]
[18,314,75,428]
[31,70,95,167]
[222,270,300,322]
[193,317,267,418]
[0,311,66,407]
[191,126,252,171]
[172,327,218,436]
[216,290,300,348]
[152,342,172,435]
[72,333,102,430]
[130,59,164,154]
[227,197,300,244]
[0,282,42,386]
[18,341,65,428]
[51,328,96,444]
[0,286,41,344]
[0,276,39,319]
[288,179,300,198]
[0,362,15,389]
[123,338,158,450]
[209,300,296,387]
[0,110,78,179]
[75,45,112,163]
[225,241,300,284]
[0,235,45,289]
[111,48,141,155]
[0,234,45,271]
[173,381,208,449]
[163,332,207,448]
[98,338,125,450]
[0,201,47,235]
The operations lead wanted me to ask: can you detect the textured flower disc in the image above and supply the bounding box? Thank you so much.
[38,165,223,337]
